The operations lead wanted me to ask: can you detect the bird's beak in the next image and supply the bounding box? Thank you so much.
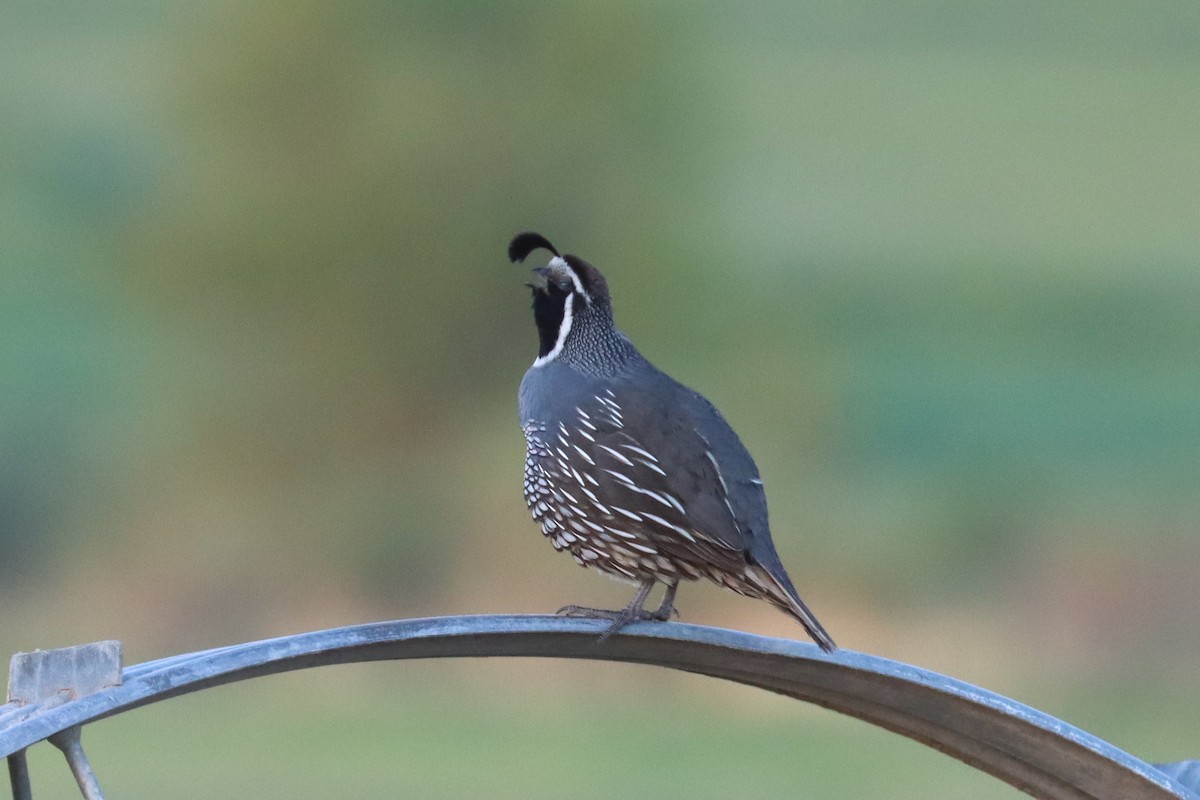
[525,267,551,291]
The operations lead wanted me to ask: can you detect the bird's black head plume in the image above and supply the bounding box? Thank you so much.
[509,232,560,263]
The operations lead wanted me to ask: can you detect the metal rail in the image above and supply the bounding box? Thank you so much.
[3,615,1197,799]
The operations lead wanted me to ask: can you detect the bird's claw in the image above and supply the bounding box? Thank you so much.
[554,604,669,642]
[556,604,624,620]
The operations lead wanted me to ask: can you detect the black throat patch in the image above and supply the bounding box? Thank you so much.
[532,286,570,358]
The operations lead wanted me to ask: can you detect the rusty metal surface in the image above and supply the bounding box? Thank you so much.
[1,616,1195,800]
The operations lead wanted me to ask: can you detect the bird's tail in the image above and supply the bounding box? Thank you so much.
[747,563,837,653]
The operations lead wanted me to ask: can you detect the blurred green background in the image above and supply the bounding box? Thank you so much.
[2,2,1198,797]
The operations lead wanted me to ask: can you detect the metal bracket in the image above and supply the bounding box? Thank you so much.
[7,642,122,707]
[6,642,121,800]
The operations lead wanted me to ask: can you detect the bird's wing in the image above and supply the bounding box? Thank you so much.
[555,384,750,559]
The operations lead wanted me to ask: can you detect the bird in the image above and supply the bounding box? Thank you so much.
[510,231,836,652]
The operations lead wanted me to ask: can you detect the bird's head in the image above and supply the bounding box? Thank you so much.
[509,232,614,366]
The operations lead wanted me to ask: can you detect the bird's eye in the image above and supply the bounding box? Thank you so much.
[556,279,574,293]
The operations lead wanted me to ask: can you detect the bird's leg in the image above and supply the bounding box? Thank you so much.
[647,581,678,621]
[557,580,664,641]
[597,580,658,641]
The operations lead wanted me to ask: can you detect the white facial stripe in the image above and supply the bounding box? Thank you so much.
[532,292,573,368]
[548,256,591,303]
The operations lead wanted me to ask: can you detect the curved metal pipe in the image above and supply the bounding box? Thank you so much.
[1,615,1194,799]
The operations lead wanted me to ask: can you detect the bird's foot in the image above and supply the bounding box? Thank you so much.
[555,604,667,642]
[558,580,675,642]
[598,605,660,642]
[647,604,678,622]
[647,582,679,621]
[555,604,627,620]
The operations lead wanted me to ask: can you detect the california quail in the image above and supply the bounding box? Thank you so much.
[511,232,836,652]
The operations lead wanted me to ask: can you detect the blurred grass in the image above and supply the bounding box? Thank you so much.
[2,2,1199,795]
